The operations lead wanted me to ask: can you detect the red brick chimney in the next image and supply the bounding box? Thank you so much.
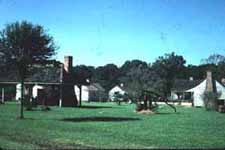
[60,56,78,107]
[64,56,73,73]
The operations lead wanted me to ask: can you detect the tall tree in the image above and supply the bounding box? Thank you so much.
[152,52,186,97]
[0,21,58,119]
[119,59,163,103]
[201,54,225,65]
[94,64,120,91]
[73,65,93,106]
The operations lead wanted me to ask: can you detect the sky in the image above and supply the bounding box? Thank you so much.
[0,0,225,67]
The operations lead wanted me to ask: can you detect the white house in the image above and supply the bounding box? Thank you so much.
[109,85,126,101]
[15,84,44,101]
[15,84,22,101]
[171,71,225,107]
[16,84,29,101]
[74,85,90,102]
[75,83,106,102]
[186,80,225,107]
[32,85,45,99]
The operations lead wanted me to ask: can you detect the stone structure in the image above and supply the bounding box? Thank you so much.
[205,70,216,92]
[60,56,78,107]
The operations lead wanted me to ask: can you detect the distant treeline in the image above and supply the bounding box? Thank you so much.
[74,52,225,99]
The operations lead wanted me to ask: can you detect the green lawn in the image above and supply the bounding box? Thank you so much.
[0,102,225,149]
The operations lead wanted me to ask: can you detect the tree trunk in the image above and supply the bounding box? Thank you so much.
[149,97,152,109]
[79,85,82,107]
[144,94,147,110]
[20,79,24,119]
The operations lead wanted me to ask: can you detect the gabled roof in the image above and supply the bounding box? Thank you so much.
[109,85,126,94]
[89,83,105,91]
[0,64,62,84]
[25,66,61,83]
[171,79,204,92]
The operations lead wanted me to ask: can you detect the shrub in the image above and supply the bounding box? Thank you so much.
[113,92,124,105]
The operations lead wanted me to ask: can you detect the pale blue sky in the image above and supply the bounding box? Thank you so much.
[0,0,225,66]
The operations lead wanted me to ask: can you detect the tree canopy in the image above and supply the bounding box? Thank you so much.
[201,54,225,65]
[73,52,225,101]
[93,64,120,91]
[152,52,186,96]
[0,21,57,61]
[0,21,58,118]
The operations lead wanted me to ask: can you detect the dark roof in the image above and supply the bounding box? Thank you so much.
[0,65,61,84]
[171,79,204,92]
[25,66,61,83]
[90,83,105,91]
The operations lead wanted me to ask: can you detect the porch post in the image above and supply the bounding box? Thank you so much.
[2,87,4,103]
[29,85,33,102]
[59,84,62,107]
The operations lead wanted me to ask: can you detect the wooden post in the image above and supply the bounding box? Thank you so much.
[59,84,62,107]
[149,94,152,109]
[144,92,147,110]
[2,87,5,103]
[29,85,33,102]
[191,92,194,107]
[20,79,24,119]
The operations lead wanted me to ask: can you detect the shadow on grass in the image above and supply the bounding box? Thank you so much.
[155,112,180,115]
[61,116,140,122]
[79,105,113,109]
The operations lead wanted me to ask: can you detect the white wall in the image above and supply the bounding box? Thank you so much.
[74,85,89,101]
[109,86,125,101]
[32,85,44,98]
[16,84,44,101]
[170,92,178,100]
[16,84,22,101]
[186,80,206,107]
[216,81,225,100]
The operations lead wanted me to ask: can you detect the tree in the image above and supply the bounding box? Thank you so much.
[0,21,58,119]
[119,60,159,101]
[201,54,225,65]
[73,65,93,106]
[94,64,120,91]
[152,52,186,97]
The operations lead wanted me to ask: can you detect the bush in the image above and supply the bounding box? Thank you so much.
[113,92,124,105]
[203,91,221,111]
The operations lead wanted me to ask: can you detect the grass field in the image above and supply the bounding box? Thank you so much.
[0,102,225,149]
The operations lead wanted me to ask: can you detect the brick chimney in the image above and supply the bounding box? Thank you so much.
[206,70,216,92]
[60,56,78,107]
[64,56,73,73]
